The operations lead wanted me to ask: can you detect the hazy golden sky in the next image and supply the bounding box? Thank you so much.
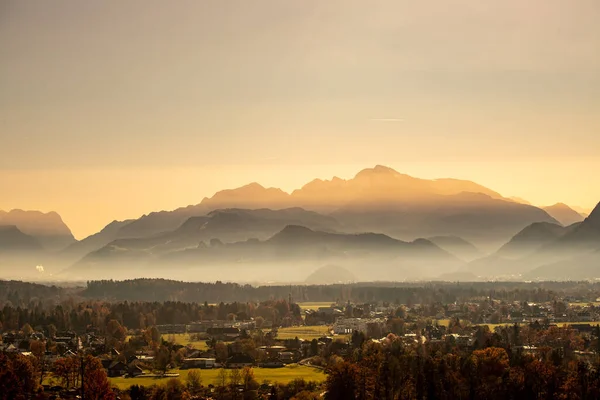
[1,0,599,238]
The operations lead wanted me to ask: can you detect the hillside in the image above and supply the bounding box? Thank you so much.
[60,219,134,263]
[427,236,481,261]
[496,222,569,259]
[0,225,43,252]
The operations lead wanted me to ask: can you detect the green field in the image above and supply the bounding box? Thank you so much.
[297,302,335,311]
[436,319,598,330]
[165,333,209,350]
[275,325,332,340]
[109,365,326,390]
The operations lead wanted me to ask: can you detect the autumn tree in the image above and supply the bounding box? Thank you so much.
[325,361,359,400]
[470,347,510,399]
[215,341,229,363]
[186,369,202,395]
[21,323,34,336]
[216,368,228,399]
[155,345,172,375]
[0,353,39,399]
[165,378,190,400]
[229,367,242,388]
[241,366,258,391]
[83,355,116,400]
[53,356,80,389]
[107,319,126,347]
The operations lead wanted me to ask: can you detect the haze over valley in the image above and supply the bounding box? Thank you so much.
[0,166,596,283]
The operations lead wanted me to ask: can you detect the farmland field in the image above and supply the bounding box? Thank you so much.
[436,319,599,330]
[109,365,326,390]
[297,302,335,311]
[274,325,331,340]
[164,333,209,350]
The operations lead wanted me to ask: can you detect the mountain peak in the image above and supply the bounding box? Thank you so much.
[278,224,315,235]
[354,165,400,179]
[586,202,600,226]
[547,202,570,209]
[241,182,266,190]
[543,203,585,226]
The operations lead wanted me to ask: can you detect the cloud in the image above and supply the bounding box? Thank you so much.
[369,118,404,122]
[36,265,44,273]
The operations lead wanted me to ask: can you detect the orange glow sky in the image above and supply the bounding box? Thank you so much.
[1,0,599,238]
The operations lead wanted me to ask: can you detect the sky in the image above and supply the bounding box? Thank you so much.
[1,0,599,238]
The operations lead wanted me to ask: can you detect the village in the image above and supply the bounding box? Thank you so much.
[3,294,600,396]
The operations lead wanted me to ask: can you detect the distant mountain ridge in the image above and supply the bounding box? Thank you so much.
[77,165,557,254]
[67,224,464,282]
[468,202,600,280]
[427,236,481,262]
[0,209,75,251]
[4,165,590,282]
[0,225,43,252]
[542,203,585,226]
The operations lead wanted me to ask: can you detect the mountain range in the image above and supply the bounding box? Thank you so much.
[466,202,600,280]
[65,224,464,282]
[0,166,596,282]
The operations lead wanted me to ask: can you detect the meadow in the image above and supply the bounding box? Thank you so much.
[164,333,209,350]
[274,325,332,340]
[297,302,335,311]
[436,319,598,330]
[108,365,326,390]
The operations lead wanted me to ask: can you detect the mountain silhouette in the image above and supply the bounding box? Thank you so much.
[468,201,600,280]
[542,203,585,226]
[60,219,134,263]
[509,196,532,205]
[0,225,43,252]
[70,208,342,264]
[496,222,570,259]
[305,265,356,284]
[5,165,578,281]
[67,224,464,282]
[201,183,290,210]
[0,209,75,251]
[93,165,551,251]
[427,236,481,261]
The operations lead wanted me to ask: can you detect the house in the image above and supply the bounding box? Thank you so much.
[156,324,187,334]
[181,358,216,369]
[128,365,144,377]
[225,354,255,368]
[207,327,240,341]
[260,359,284,368]
[333,317,386,335]
[258,346,286,358]
[278,351,296,364]
[4,344,18,353]
[127,355,139,364]
[107,361,128,377]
